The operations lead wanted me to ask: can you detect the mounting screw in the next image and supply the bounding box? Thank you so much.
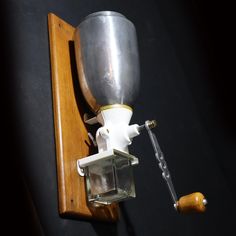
[146,120,157,129]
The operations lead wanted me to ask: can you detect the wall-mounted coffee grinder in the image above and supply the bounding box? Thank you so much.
[48,11,207,221]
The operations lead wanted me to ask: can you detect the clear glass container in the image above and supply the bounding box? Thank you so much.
[85,154,135,205]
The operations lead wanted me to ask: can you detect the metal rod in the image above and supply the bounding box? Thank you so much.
[144,120,178,206]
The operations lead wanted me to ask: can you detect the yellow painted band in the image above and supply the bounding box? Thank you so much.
[99,104,133,112]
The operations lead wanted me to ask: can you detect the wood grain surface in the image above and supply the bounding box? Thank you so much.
[48,13,119,221]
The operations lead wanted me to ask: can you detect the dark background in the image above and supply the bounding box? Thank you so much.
[1,0,235,235]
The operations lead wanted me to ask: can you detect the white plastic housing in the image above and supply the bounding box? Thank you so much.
[96,107,140,153]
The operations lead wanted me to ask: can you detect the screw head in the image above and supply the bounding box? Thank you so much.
[146,120,157,129]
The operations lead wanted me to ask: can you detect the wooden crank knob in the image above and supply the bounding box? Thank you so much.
[176,192,207,213]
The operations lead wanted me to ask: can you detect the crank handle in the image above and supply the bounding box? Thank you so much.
[176,192,207,213]
[141,120,207,214]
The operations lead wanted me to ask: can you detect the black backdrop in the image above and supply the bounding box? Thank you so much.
[1,0,235,235]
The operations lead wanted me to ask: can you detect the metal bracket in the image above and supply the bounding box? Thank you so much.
[84,113,98,125]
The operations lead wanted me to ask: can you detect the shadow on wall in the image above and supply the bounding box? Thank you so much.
[0,1,44,235]
[92,221,118,236]
[119,203,136,236]
[91,203,136,236]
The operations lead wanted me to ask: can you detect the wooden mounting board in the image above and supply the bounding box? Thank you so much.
[48,13,119,221]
